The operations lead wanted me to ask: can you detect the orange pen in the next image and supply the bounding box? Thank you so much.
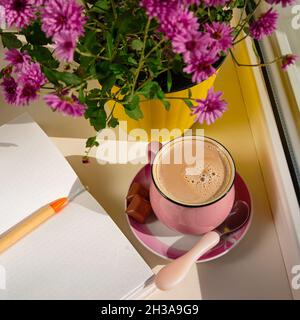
[0,187,86,254]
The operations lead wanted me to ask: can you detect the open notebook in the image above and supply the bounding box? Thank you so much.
[0,113,154,299]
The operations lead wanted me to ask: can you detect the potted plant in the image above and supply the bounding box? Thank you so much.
[0,0,297,155]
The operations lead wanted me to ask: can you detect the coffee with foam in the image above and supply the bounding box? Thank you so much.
[152,136,235,206]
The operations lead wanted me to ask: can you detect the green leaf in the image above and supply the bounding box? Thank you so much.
[80,55,95,70]
[88,109,107,131]
[101,74,116,93]
[125,105,143,120]
[188,88,192,99]
[126,95,140,110]
[108,116,119,128]
[87,88,101,99]
[236,0,245,8]
[86,136,99,148]
[243,26,249,35]
[138,81,164,100]
[41,67,82,86]
[162,99,170,111]
[127,56,138,66]
[42,67,59,85]
[23,21,51,45]
[1,33,22,49]
[118,13,143,34]
[146,57,163,77]
[21,44,32,53]
[91,0,109,13]
[183,99,194,109]
[125,95,143,120]
[29,46,59,69]
[83,31,97,50]
[106,31,113,58]
[96,61,111,79]
[167,70,172,92]
[109,63,128,76]
[58,72,82,86]
[84,100,99,119]
[120,86,129,95]
[172,54,184,73]
[79,87,85,104]
[131,39,143,51]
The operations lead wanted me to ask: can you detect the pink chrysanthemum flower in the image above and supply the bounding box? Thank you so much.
[191,87,227,125]
[18,62,46,89]
[281,54,298,70]
[15,83,39,105]
[265,0,295,7]
[183,46,219,83]
[44,94,86,117]
[1,58,46,105]
[203,0,228,6]
[15,62,46,105]
[184,0,200,5]
[140,0,179,19]
[159,7,199,40]
[204,22,233,52]
[53,31,77,62]
[0,76,18,104]
[184,59,216,83]
[41,0,86,38]
[172,31,212,63]
[5,49,31,71]
[249,9,278,40]
[32,0,46,4]
[140,1,221,84]
[2,0,37,28]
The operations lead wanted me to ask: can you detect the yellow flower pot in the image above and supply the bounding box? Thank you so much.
[107,71,218,142]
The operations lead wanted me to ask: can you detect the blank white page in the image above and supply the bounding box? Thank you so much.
[0,113,153,299]
[0,191,153,299]
[0,113,78,235]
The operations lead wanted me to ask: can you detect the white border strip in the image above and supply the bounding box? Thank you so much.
[241,37,300,299]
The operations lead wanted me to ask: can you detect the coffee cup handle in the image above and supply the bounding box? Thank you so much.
[147,141,162,165]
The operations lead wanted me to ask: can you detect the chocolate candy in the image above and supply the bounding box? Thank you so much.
[126,182,149,204]
[126,194,153,224]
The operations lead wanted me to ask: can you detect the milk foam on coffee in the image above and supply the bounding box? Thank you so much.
[153,137,234,206]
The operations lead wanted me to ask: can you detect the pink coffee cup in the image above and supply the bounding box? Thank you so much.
[149,136,236,235]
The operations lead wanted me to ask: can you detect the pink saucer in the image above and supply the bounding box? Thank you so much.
[126,165,252,263]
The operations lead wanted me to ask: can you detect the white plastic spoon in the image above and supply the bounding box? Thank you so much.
[155,201,250,291]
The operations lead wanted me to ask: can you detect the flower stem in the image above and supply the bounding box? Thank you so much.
[144,38,165,60]
[81,0,89,11]
[89,20,107,30]
[106,101,116,123]
[233,0,262,41]
[234,0,248,34]
[111,0,117,19]
[135,67,171,92]
[208,8,213,22]
[83,101,117,161]
[233,34,249,45]
[88,97,117,101]
[75,49,96,57]
[84,25,103,33]
[64,75,94,91]
[230,49,283,67]
[139,96,198,103]
[41,86,55,90]
[75,48,110,60]
[0,31,19,35]
[130,18,151,100]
